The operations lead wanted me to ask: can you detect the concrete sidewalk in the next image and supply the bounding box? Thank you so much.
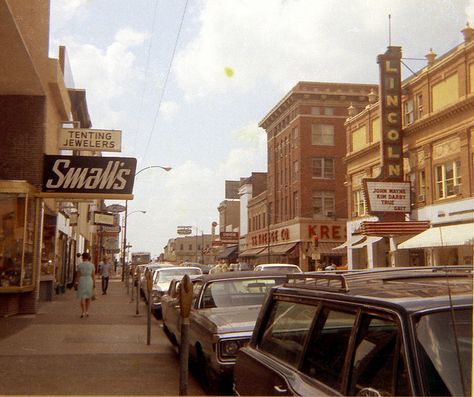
[0,276,204,395]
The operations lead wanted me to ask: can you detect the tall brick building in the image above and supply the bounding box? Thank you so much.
[244,82,377,270]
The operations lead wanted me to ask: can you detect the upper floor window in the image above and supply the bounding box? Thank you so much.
[312,124,334,146]
[418,170,426,202]
[312,158,335,179]
[324,107,334,116]
[435,160,461,199]
[312,191,335,217]
[292,191,299,217]
[292,127,299,148]
[416,94,423,119]
[293,160,299,179]
[352,190,366,217]
[311,106,321,115]
[403,99,414,126]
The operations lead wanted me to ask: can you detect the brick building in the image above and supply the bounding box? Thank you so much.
[344,25,474,269]
[245,82,377,270]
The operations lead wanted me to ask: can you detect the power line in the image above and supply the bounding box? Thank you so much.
[142,0,189,165]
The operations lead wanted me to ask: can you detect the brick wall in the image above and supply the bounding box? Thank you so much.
[0,95,46,189]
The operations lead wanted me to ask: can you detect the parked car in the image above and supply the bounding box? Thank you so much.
[148,266,202,316]
[234,266,473,396]
[139,262,175,296]
[161,270,287,394]
[254,263,302,273]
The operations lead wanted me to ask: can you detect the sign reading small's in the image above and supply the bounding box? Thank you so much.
[42,155,136,195]
[59,128,122,152]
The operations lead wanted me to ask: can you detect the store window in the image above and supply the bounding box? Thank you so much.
[0,194,35,289]
[313,191,335,218]
[312,157,335,179]
[435,160,461,199]
[312,124,334,146]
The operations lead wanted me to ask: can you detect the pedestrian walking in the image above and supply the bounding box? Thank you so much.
[73,252,96,318]
[99,257,113,295]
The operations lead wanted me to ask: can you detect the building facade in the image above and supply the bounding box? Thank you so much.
[163,234,216,264]
[244,82,378,270]
[344,25,474,269]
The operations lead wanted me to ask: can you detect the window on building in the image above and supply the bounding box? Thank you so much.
[416,94,423,118]
[188,244,193,251]
[353,190,366,217]
[312,124,335,146]
[435,160,461,199]
[371,118,381,143]
[293,160,299,180]
[180,244,184,250]
[324,107,334,116]
[312,158,335,179]
[293,191,299,217]
[293,127,299,148]
[312,191,335,217]
[197,244,201,251]
[311,106,321,115]
[403,99,414,125]
[418,170,426,202]
[352,125,367,152]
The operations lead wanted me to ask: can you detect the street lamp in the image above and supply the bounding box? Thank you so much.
[121,165,172,280]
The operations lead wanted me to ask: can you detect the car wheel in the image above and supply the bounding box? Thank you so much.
[196,348,219,395]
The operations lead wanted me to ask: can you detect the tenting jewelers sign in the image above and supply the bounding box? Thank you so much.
[42,155,136,196]
[364,180,411,213]
[59,128,121,152]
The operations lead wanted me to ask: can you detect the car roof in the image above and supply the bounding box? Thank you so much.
[279,267,473,313]
[195,270,288,282]
[257,263,298,267]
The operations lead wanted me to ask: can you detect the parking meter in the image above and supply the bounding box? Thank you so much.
[179,274,193,395]
[146,270,153,345]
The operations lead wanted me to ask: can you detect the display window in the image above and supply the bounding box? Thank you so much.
[0,193,35,289]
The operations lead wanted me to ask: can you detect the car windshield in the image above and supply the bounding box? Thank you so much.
[157,268,202,283]
[415,307,472,396]
[200,277,283,308]
[260,266,300,273]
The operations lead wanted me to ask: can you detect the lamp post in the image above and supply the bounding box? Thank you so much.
[122,210,146,286]
[121,165,172,281]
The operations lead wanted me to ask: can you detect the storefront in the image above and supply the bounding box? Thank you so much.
[0,181,42,315]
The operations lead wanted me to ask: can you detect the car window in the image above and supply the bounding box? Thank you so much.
[416,307,472,397]
[301,307,356,391]
[348,314,411,396]
[200,278,284,308]
[157,268,202,282]
[258,300,318,367]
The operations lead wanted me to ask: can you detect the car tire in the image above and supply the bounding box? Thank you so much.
[196,348,219,395]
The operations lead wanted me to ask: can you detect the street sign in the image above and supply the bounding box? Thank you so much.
[105,204,126,213]
[220,231,239,241]
[93,211,115,226]
[177,226,192,235]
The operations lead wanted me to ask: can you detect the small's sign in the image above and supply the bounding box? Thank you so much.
[364,180,411,214]
[93,211,115,226]
[59,128,122,152]
[42,155,136,196]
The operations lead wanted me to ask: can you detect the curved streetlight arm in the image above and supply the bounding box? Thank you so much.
[135,165,172,176]
[126,210,146,218]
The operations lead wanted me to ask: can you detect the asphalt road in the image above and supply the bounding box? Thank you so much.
[0,276,204,395]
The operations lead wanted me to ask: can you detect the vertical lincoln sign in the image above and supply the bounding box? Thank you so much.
[377,46,403,181]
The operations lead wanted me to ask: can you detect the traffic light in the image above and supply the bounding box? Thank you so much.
[313,235,319,249]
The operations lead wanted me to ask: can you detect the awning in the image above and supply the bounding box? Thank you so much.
[217,245,238,259]
[397,223,474,249]
[239,247,265,257]
[258,243,298,256]
[332,235,365,250]
[351,236,384,249]
[318,242,347,255]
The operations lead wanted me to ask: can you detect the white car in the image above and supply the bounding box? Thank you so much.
[150,266,202,316]
[254,263,302,273]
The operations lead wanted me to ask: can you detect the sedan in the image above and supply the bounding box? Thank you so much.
[149,266,202,317]
[161,271,287,394]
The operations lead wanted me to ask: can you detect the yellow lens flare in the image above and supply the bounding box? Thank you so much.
[224,67,234,78]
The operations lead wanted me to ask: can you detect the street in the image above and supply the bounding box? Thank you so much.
[0,276,204,395]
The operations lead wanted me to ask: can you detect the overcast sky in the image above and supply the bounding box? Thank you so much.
[50,0,473,257]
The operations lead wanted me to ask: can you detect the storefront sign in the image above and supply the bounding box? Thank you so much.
[363,180,411,213]
[105,204,126,213]
[42,155,136,196]
[251,227,290,246]
[308,224,346,240]
[220,231,239,241]
[93,211,115,226]
[377,46,403,180]
[59,128,122,152]
[103,225,121,233]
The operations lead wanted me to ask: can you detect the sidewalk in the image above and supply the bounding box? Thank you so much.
[0,276,204,395]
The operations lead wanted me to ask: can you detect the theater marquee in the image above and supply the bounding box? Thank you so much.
[41,155,136,200]
[364,180,411,214]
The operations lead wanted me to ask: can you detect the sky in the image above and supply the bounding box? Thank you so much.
[49,0,474,257]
